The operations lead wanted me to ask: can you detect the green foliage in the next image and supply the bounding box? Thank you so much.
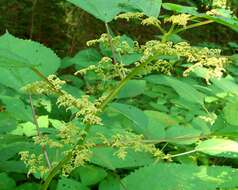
[123,163,238,190]
[0,32,60,90]
[0,0,238,189]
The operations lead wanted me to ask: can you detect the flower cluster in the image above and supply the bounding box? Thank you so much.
[22,75,65,95]
[116,12,163,29]
[87,34,135,55]
[164,14,191,27]
[33,135,63,148]
[62,141,95,175]
[141,16,161,27]
[58,123,87,145]
[19,151,49,177]
[213,0,227,8]
[57,93,103,125]
[95,131,168,161]
[115,12,144,21]
[140,41,228,81]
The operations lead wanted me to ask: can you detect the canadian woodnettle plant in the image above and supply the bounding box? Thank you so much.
[0,0,238,190]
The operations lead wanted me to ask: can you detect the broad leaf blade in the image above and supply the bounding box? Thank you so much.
[0,32,60,90]
[196,138,238,157]
[66,0,124,22]
[126,0,162,17]
[123,163,238,190]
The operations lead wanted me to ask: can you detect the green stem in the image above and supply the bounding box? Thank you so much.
[99,56,155,110]
[157,24,167,34]
[170,149,197,158]
[105,22,125,79]
[30,67,63,96]
[174,20,214,34]
[40,153,72,190]
[162,24,175,43]
[40,55,156,189]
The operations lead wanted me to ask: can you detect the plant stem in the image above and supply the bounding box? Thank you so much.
[174,20,214,34]
[105,22,125,79]
[170,149,197,158]
[162,24,175,42]
[157,24,167,34]
[41,54,157,189]
[41,153,72,190]
[105,22,117,65]
[99,56,155,110]
[29,94,51,169]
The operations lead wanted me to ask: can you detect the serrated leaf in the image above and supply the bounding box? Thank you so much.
[0,32,60,90]
[123,163,238,190]
[126,0,162,17]
[66,0,124,22]
[162,3,199,15]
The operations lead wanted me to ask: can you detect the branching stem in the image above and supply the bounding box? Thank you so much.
[29,94,51,169]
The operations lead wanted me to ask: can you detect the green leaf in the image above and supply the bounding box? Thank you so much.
[126,0,162,17]
[143,111,165,140]
[166,125,201,145]
[71,48,101,69]
[223,98,238,126]
[0,142,34,161]
[90,147,154,170]
[99,175,122,190]
[146,75,205,105]
[0,32,60,90]
[11,115,49,137]
[0,96,32,121]
[118,80,146,98]
[0,161,27,173]
[123,163,238,190]
[162,3,199,15]
[0,112,16,133]
[196,138,238,156]
[72,165,107,186]
[66,0,124,22]
[211,76,238,95]
[120,53,141,65]
[109,103,148,133]
[15,183,40,190]
[56,177,89,190]
[0,173,16,190]
[202,14,238,32]
[0,49,29,68]
[162,3,238,32]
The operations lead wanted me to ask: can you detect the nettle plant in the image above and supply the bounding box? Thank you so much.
[0,0,238,190]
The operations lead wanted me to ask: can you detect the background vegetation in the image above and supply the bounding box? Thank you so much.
[0,0,238,190]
